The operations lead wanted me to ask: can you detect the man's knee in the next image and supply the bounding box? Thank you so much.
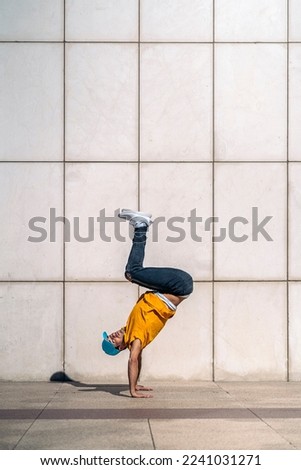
[183,273,193,296]
[125,271,132,282]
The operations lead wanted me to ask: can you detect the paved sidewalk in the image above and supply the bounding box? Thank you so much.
[0,381,301,450]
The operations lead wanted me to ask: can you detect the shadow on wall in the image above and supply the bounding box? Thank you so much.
[50,371,129,397]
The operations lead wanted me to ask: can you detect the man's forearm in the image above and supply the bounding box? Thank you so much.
[127,340,151,398]
[128,357,139,396]
[138,353,142,380]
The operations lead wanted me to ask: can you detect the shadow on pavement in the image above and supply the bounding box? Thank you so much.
[50,371,129,397]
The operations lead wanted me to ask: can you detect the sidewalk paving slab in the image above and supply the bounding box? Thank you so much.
[1,381,301,450]
[14,420,154,450]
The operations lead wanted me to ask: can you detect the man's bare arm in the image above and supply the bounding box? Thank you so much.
[128,339,153,398]
[135,353,153,392]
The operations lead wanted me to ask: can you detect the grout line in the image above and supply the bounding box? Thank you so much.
[212,0,216,382]
[0,279,298,283]
[0,160,295,164]
[63,0,66,374]
[2,40,301,45]
[138,0,141,210]
[136,47,144,286]
[147,419,156,450]
[286,0,290,382]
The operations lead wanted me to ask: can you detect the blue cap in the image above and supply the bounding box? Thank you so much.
[101,332,121,356]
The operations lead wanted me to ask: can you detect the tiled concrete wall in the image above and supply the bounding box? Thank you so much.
[0,0,301,382]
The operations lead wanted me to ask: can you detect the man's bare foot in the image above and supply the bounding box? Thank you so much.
[131,392,153,398]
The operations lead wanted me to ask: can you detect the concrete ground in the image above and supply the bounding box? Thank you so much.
[0,381,301,450]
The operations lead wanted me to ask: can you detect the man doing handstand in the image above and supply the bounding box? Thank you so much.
[101,209,193,398]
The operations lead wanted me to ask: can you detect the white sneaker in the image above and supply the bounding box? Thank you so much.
[118,209,152,227]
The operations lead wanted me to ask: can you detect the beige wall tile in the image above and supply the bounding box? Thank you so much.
[143,284,212,380]
[65,282,138,381]
[0,283,63,380]
[0,0,63,41]
[65,163,137,280]
[289,45,301,161]
[66,44,138,161]
[0,163,63,280]
[215,163,286,280]
[0,44,63,161]
[141,0,212,42]
[216,0,286,42]
[141,44,212,161]
[215,282,287,380]
[289,163,301,279]
[140,163,212,281]
[289,282,301,380]
[290,0,301,41]
[66,0,138,41]
[215,44,287,161]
